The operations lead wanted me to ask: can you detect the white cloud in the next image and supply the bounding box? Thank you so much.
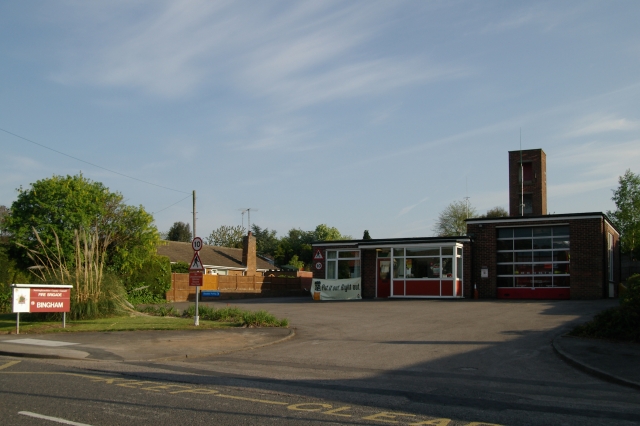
[49,1,464,104]
[564,114,639,138]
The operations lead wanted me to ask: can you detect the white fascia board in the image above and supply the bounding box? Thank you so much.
[468,215,605,225]
[11,284,73,288]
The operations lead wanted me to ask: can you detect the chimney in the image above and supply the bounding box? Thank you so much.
[242,231,257,276]
[508,148,547,216]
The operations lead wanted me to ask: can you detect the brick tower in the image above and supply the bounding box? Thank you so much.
[508,149,547,216]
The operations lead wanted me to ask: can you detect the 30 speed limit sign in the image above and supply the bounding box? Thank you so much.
[192,237,203,251]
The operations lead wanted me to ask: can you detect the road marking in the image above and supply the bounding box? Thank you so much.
[218,394,287,405]
[2,371,502,425]
[4,338,79,347]
[0,361,21,370]
[18,411,92,425]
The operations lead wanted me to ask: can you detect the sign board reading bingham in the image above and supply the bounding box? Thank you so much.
[13,286,71,313]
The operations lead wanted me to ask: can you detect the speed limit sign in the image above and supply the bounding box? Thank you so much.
[192,237,203,251]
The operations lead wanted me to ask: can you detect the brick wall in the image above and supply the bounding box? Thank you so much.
[361,249,376,299]
[508,149,547,216]
[467,222,498,298]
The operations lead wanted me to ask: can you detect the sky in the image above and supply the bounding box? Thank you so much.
[1,0,639,240]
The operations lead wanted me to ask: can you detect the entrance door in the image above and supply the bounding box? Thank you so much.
[377,259,391,298]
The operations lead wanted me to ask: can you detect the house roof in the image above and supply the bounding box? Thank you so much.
[157,241,275,271]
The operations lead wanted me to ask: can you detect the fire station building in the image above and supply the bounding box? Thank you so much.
[312,149,620,300]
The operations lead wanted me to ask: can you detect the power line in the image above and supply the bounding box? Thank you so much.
[0,127,189,194]
[152,194,193,214]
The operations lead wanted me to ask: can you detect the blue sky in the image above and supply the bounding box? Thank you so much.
[1,1,639,240]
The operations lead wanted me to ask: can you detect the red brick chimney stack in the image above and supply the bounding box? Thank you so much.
[242,231,257,276]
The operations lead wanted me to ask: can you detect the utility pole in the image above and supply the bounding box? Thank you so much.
[520,129,524,217]
[193,190,199,326]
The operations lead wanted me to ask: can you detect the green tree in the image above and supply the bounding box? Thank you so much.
[206,225,245,248]
[483,206,509,218]
[433,200,478,236]
[363,230,372,240]
[274,224,350,268]
[4,174,159,275]
[251,224,279,257]
[608,170,640,256]
[0,205,9,237]
[167,221,192,242]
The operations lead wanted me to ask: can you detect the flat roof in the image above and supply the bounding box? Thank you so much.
[466,212,619,233]
[313,236,470,247]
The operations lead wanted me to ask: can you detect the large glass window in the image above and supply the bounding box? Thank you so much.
[326,250,360,279]
[392,246,460,280]
[497,226,570,287]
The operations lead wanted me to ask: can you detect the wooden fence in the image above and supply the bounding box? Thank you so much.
[165,273,309,302]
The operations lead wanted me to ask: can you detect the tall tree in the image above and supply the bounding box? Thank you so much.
[483,206,509,218]
[206,225,245,248]
[433,200,478,236]
[0,205,9,237]
[251,224,278,257]
[167,221,192,242]
[275,224,350,268]
[363,230,372,240]
[4,174,159,275]
[608,170,640,256]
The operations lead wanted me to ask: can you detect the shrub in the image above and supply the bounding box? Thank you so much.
[181,305,288,327]
[170,261,190,273]
[570,274,640,342]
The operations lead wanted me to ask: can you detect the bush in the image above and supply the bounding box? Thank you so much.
[123,255,171,297]
[170,261,190,273]
[180,305,288,327]
[570,274,640,342]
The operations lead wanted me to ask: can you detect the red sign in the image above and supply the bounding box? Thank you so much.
[29,288,70,312]
[189,271,203,287]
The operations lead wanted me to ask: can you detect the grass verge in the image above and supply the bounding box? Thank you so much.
[0,304,289,334]
[0,313,236,334]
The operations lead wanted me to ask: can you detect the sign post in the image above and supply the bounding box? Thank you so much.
[11,284,72,334]
[190,238,204,326]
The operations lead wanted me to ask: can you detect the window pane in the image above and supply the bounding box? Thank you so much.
[515,264,532,275]
[534,276,553,287]
[515,277,533,287]
[553,226,570,236]
[553,263,570,274]
[442,247,453,255]
[408,257,436,279]
[338,259,360,278]
[515,251,532,262]
[553,239,570,249]
[442,258,453,277]
[377,249,391,258]
[406,248,439,256]
[497,277,513,287]
[327,260,336,279]
[393,248,404,257]
[457,257,462,279]
[393,258,405,278]
[514,228,532,238]
[497,264,513,275]
[457,247,463,256]
[497,252,513,263]
[338,251,359,259]
[534,263,552,275]
[554,276,570,287]
[327,251,337,259]
[533,238,552,250]
[553,251,570,262]
[497,240,513,250]
[533,227,552,237]
[498,228,513,238]
[515,239,532,250]
[533,251,551,262]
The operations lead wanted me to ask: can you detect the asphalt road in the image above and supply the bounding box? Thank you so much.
[1,298,639,425]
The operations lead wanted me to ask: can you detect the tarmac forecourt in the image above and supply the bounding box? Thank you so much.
[0,360,499,426]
